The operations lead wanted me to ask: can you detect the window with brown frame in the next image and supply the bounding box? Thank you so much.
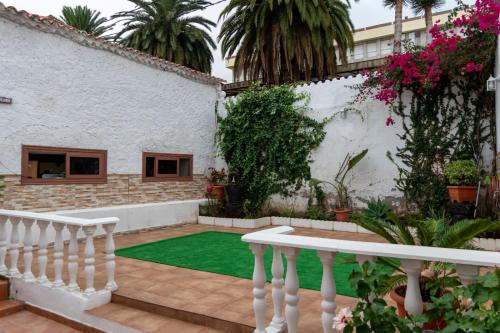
[142,152,193,181]
[21,145,107,185]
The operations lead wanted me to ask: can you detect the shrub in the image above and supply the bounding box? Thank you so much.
[444,160,479,186]
[217,85,326,214]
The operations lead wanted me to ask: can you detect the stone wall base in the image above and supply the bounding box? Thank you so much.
[0,174,206,212]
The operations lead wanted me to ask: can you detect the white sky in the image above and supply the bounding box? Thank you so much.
[3,0,474,81]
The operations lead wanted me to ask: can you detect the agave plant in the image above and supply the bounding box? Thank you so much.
[352,211,500,298]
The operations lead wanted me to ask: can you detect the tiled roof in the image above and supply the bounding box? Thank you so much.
[0,2,225,86]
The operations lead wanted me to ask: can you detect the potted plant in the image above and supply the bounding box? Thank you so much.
[207,167,227,200]
[351,210,500,329]
[444,160,479,204]
[330,149,368,222]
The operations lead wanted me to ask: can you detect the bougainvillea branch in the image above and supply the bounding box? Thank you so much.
[355,0,499,214]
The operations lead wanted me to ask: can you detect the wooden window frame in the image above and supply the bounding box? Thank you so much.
[142,152,193,182]
[21,145,107,185]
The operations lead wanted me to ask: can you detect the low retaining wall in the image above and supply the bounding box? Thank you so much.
[6,200,205,245]
[199,215,500,251]
[54,199,205,234]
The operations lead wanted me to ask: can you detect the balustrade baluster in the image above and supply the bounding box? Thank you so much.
[67,225,81,292]
[103,223,117,291]
[318,251,336,333]
[37,220,50,285]
[83,225,96,295]
[0,216,8,275]
[8,217,21,277]
[22,218,36,281]
[250,243,267,333]
[456,264,479,286]
[52,222,65,288]
[283,247,301,333]
[269,246,286,332]
[401,259,423,315]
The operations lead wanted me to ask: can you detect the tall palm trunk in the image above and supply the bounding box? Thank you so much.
[394,0,403,53]
[424,5,433,42]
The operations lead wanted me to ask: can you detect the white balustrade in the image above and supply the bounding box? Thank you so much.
[8,217,21,277]
[83,225,96,295]
[22,218,36,282]
[67,225,81,292]
[250,243,268,333]
[284,247,300,333]
[103,223,117,291]
[37,220,50,285]
[242,226,500,332]
[0,209,120,302]
[0,216,7,275]
[318,251,336,333]
[269,246,286,332]
[52,222,65,288]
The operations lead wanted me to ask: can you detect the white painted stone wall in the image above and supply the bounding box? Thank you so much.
[0,17,221,175]
[292,76,403,209]
[222,76,405,210]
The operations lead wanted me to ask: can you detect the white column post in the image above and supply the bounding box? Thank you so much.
[401,259,423,315]
[250,243,268,333]
[52,222,65,288]
[83,225,97,296]
[22,218,36,281]
[283,247,301,333]
[456,264,479,286]
[0,216,8,275]
[103,223,117,291]
[37,220,50,285]
[318,251,337,333]
[67,225,80,292]
[269,246,286,332]
[8,217,21,277]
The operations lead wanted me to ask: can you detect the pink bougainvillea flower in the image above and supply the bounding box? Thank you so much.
[465,62,484,72]
[386,116,395,126]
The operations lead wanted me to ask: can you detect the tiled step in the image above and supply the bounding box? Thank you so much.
[109,293,254,333]
[0,310,79,333]
[0,300,24,318]
[0,279,8,301]
[89,303,226,333]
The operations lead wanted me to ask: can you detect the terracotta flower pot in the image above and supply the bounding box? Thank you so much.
[390,286,446,331]
[447,185,477,204]
[211,185,225,200]
[335,208,351,222]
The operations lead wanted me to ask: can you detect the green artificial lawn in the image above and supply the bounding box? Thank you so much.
[116,231,366,297]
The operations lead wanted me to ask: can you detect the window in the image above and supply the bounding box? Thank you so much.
[142,152,193,181]
[21,145,107,184]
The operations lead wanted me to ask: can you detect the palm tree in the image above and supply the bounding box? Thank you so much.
[218,0,355,85]
[383,0,407,53]
[60,5,112,37]
[410,0,445,40]
[112,0,216,74]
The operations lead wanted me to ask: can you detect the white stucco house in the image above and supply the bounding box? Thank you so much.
[0,2,225,212]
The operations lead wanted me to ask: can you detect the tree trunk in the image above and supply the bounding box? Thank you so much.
[394,0,403,53]
[425,6,433,43]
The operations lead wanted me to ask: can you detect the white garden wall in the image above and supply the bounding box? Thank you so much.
[0,16,221,175]
[293,76,403,209]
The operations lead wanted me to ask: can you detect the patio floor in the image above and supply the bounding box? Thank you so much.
[88,224,386,332]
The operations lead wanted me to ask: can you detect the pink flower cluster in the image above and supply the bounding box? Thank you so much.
[361,0,499,108]
[453,0,500,34]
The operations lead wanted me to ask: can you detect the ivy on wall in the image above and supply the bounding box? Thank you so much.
[217,85,327,214]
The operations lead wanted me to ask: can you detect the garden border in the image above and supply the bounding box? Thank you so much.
[197,216,500,251]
